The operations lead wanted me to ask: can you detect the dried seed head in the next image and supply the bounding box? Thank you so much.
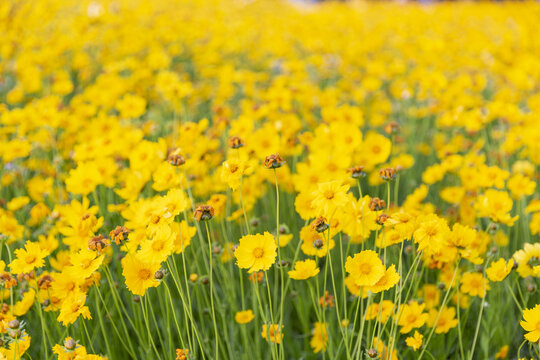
[347,165,366,179]
[37,275,53,290]
[310,217,329,233]
[376,214,389,225]
[88,234,109,253]
[154,270,164,280]
[313,238,324,249]
[379,167,398,181]
[250,218,260,227]
[369,198,386,211]
[227,136,245,149]
[384,121,400,135]
[168,148,186,166]
[193,205,214,222]
[109,226,130,246]
[201,277,210,285]
[264,154,285,169]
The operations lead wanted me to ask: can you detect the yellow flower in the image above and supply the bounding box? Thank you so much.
[521,304,540,342]
[57,292,92,326]
[261,324,283,344]
[366,264,400,293]
[495,345,509,359]
[427,306,458,334]
[475,189,518,226]
[64,249,104,279]
[460,272,490,298]
[311,181,350,217]
[345,250,385,287]
[310,322,328,353]
[7,196,30,212]
[366,300,394,323]
[514,243,540,277]
[405,330,423,351]
[507,173,536,199]
[235,232,277,273]
[9,242,49,275]
[398,301,428,334]
[122,254,161,296]
[235,310,255,324]
[413,214,450,255]
[288,259,320,280]
[486,258,513,282]
[300,226,335,258]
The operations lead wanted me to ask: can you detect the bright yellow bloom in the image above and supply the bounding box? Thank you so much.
[398,301,428,334]
[288,259,320,280]
[310,322,328,353]
[521,304,540,342]
[261,324,283,344]
[405,331,423,351]
[235,232,277,273]
[460,272,490,298]
[427,306,458,334]
[121,254,161,296]
[311,181,350,217]
[345,250,385,287]
[486,258,513,282]
[10,242,49,275]
[235,310,255,324]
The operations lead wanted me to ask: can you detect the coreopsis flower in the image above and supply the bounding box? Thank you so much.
[514,243,540,277]
[413,214,450,255]
[311,181,350,217]
[235,310,254,324]
[193,205,214,222]
[507,173,536,199]
[64,249,104,279]
[366,300,395,322]
[367,264,400,293]
[300,226,335,257]
[249,271,264,283]
[521,304,540,342]
[10,242,48,275]
[121,254,161,296]
[221,157,250,190]
[139,225,175,264]
[288,259,320,280]
[405,331,423,351]
[372,337,397,360]
[310,322,328,353]
[398,301,429,334]
[57,292,91,326]
[486,258,513,282]
[418,284,441,310]
[345,250,385,287]
[261,324,283,344]
[13,289,36,316]
[171,220,196,254]
[427,306,458,334]
[475,189,518,226]
[460,272,490,297]
[235,232,277,273]
[495,345,509,359]
[176,349,189,360]
[264,154,285,169]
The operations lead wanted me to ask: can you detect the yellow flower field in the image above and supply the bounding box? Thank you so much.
[1,0,540,359]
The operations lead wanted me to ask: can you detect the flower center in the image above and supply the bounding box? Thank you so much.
[25,255,37,264]
[139,269,151,280]
[253,248,264,259]
[359,263,372,274]
[324,190,335,199]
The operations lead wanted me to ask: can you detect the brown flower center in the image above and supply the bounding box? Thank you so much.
[253,248,264,259]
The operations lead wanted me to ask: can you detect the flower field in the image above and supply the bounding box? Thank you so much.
[1,0,540,359]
